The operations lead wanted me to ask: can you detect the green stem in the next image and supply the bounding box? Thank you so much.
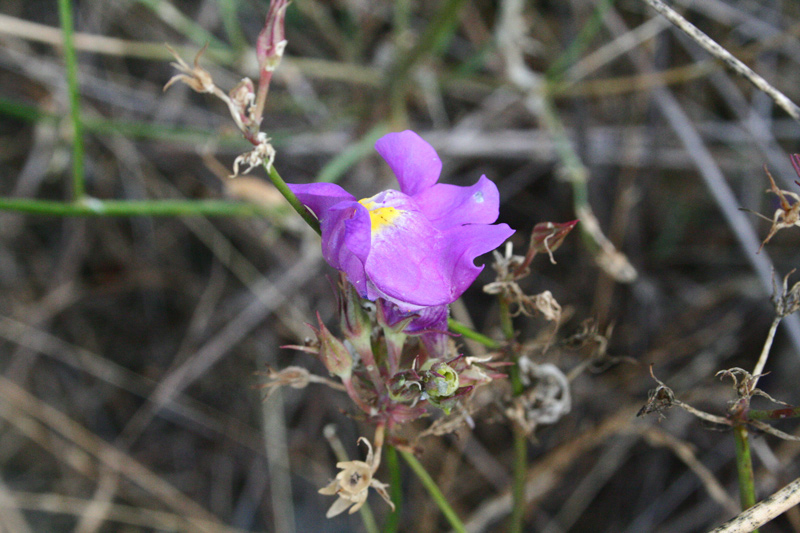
[733,425,758,523]
[359,505,380,533]
[510,425,528,533]
[57,0,85,200]
[545,0,618,82]
[498,298,515,343]
[748,406,800,421]
[266,164,321,235]
[0,198,274,217]
[498,296,526,532]
[383,445,401,533]
[447,318,501,349]
[386,0,466,122]
[399,450,465,533]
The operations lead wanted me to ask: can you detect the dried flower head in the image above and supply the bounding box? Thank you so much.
[163,43,216,94]
[256,366,310,399]
[256,365,345,399]
[484,242,563,322]
[750,157,800,252]
[773,268,800,317]
[318,437,394,518]
[231,132,276,177]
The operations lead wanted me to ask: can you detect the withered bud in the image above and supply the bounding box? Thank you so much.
[527,220,578,265]
[311,313,353,379]
[163,43,216,94]
[256,365,310,399]
[229,78,255,113]
[257,0,290,72]
[774,269,800,317]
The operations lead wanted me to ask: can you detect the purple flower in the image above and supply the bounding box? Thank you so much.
[288,130,514,314]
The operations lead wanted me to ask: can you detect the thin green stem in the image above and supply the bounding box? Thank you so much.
[510,424,528,533]
[498,296,527,533]
[218,0,248,52]
[266,164,321,235]
[360,505,380,533]
[316,123,389,183]
[748,406,800,421]
[57,0,85,200]
[135,0,231,55]
[386,0,466,123]
[399,450,465,533]
[447,318,501,349]
[0,198,274,217]
[383,445,401,533]
[498,298,515,343]
[733,425,758,526]
[546,0,618,82]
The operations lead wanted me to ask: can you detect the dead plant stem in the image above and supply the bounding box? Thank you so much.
[640,0,800,123]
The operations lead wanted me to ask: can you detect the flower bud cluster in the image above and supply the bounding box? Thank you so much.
[294,276,504,425]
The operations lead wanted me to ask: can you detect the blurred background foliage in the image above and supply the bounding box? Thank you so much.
[2,0,800,531]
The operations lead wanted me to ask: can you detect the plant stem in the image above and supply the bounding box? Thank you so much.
[733,425,758,525]
[57,0,85,200]
[546,0,618,82]
[498,296,527,532]
[399,450,465,533]
[386,0,466,122]
[510,423,528,533]
[748,406,800,421]
[752,316,780,390]
[0,198,273,217]
[384,445,401,533]
[447,318,501,349]
[266,164,321,235]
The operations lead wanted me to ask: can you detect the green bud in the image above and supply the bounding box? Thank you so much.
[312,312,353,379]
[387,370,422,403]
[422,361,459,399]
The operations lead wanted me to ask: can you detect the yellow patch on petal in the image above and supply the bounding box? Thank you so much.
[359,200,402,232]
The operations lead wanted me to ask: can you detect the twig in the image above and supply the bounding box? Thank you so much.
[601,5,800,356]
[0,376,226,531]
[749,420,800,442]
[640,427,738,514]
[752,316,780,390]
[710,476,800,533]
[0,490,251,533]
[640,0,800,124]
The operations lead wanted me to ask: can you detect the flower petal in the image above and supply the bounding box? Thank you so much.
[363,209,453,309]
[375,131,441,197]
[411,175,500,231]
[320,202,370,296]
[443,223,516,296]
[286,182,355,220]
[326,497,353,518]
[380,301,448,334]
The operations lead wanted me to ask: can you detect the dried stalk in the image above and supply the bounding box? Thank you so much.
[640,0,800,123]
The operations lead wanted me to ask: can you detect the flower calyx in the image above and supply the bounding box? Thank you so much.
[309,313,353,379]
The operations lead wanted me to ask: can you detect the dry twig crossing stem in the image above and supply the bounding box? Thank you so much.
[710,476,800,533]
[640,0,800,123]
